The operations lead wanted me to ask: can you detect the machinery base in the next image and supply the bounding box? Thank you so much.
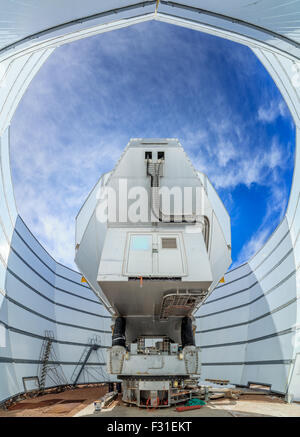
[120,376,198,408]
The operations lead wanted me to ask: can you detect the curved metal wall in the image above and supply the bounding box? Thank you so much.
[197,218,298,394]
[0,1,299,402]
[1,214,112,402]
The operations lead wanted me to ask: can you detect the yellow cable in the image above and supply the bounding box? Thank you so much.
[155,0,160,15]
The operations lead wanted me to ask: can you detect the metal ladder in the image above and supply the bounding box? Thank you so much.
[38,330,68,391]
[38,330,54,390]
[71,335,105,385]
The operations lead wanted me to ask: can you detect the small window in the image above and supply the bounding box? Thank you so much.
[131,235,151,251]
[161,237,177,249]
[145,151,152,160]
[158,151,165,160]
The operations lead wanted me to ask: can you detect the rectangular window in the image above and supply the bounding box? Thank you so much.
[130,235,151,251]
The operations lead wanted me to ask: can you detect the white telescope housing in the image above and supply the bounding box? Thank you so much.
[75,138,231,406]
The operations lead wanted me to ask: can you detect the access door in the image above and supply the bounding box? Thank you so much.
[157,234,186,276]
[126,234,153,275]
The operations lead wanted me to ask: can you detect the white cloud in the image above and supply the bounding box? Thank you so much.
[258,99,288,123]
[188,129,288,191]
[233,227,270,268]
[233,172,289,268]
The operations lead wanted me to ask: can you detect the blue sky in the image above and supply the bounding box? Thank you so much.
[10,21,295,270]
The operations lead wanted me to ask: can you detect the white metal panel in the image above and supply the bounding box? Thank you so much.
[253,233,293,280]
[15,217,57,270]
[164,0,300,43]
[54,290,104,316]
[249,218,290,271]
[55,322,111,346]
[242,363,290,393]
[6,300,56,334]
[257,252,295,293]
[248,306,297,341]
[183,232,212,281]
[198,305,251,331]
[7,251,55,297]
[11,235,56,285]
[0,1,154,51]
[202,289,250,315]
[9,331,43,361]
[197,323,249,345]
[226,262,252,280]
[202,343,247,363]
[158,233,185,276]
[198,172,230,246]
[54,275,99,300]
[205,276,253,302]
[54,306,106,332]
[0,363,20,401]
[249,275,297,320]
[6,274,55,320]
[75,174,108,246]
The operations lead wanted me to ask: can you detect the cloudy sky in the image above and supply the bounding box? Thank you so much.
[10,21,295,270]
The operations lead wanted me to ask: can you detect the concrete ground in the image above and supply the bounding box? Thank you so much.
[81,394,300,418]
